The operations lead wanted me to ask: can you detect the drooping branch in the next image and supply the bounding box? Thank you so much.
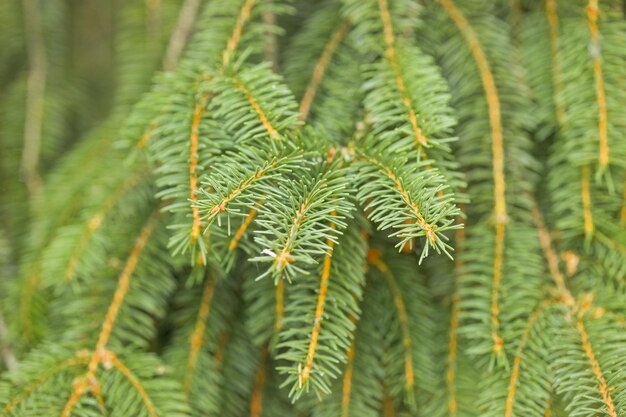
[439,0,507,352]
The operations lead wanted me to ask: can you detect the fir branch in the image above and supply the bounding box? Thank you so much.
[438,0,507,353]
[222,0,257,68]
[367,248,416,410]
[377,0,427,147]
[355,152,458,260]
[581,165,595,240]
[1,352,90,416]
[531,207,575,306]
[446,223,465,417]
[183,272,216,398]
[298,20,351,123]
[545,0,565,126]
[585,0,610,171]
[188,95,210,247]
[249,347,268,417]
[575,318,617,417]
[339,340,356,417]
[504,301,549,417]
[91,210,161,356]
[298,219,337,387]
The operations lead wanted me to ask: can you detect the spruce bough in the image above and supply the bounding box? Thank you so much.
[1,0,626,416]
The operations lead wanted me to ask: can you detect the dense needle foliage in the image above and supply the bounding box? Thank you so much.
[1,0,626,416]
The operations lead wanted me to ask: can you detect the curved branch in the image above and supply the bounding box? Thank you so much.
[299,218,337,385]
[438,0,507,352]
[576,319,617,417]
[298,20,351,122]
[184,273,216,397]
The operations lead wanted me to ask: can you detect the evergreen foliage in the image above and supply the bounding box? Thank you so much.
[1,0,626,416]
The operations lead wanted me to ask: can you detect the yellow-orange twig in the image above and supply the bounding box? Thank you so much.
[439,0,507,352]
[505,302,549,417]
[383,391,395,417]
[233,81,280,140]
[91,211,160,368]
[546,0,596,236]
[299,218,337,386]
[274,199,314,272]
[531,207,575,305]
[275,279,285,332]
[545,0,565,125]
[586,0,609,169]
[367,249,414,392]
[189,97,209,244]
[223,0,257,67]
[340,341,356,417]
[249,348,268,417]
[544,400,552,417]
[109,352,159,417]
[378,0,427,146]
[60,214,160,415]
[581,165,594,239]
[576,319,617,417]
[447,218,464,416]
[621,173,626,225]
[228,202,262,250]
[298,21,351,122]
[184,274,216,397]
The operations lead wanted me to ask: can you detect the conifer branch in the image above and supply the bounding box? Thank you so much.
[585,0,610,171]
[531,207,575,306]
[377,0,427,147]
[340,340,356,417]
[249,348,268,417]
[383,391,395,417]
[447,222,465,417]
[621,180,626,225]
[504,301,549,417]
[545,0,596,239]
[231,79,282,140]
[299,219,336,386]
[5,2,626,415]
[59,211,162,416]
[184,273,216,398]
[274,279,284,333]
[91,210,161,356]
[298,20,351,123]
[575,319,617,417]
[223,0,257,68]
[367,249,415,407]
[108,353,160,417]
[1,355,90,415]
[545,0,565,126]
[189,96,209,245]
[581,165,595,240]
[438,0,507,353]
